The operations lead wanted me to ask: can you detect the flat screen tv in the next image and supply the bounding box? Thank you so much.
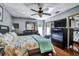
[54,18,66,27]
[52,31,63,42]
[51,28,69,48]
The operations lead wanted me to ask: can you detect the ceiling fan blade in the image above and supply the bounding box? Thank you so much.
[31,13,42,17]
[31,14,37,16]
[43,13,51,16]
[30,9,38,12]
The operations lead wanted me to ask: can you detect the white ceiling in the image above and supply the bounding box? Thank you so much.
[3,3,79,20]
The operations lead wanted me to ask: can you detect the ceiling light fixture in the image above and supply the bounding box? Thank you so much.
[47,8,55,13]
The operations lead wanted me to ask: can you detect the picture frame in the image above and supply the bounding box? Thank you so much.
[0,6,3,21]
[13,23,19,29]
[76,21,79,28]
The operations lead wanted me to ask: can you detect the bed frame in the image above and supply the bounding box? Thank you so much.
[0,25,53,56]
[0,25,9,55]
[0,25,9,34]
[23,30,39,35]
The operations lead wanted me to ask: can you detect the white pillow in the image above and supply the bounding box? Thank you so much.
[0,33,3,36]
[9,32,18,38]
[3,33,14,44]
[0,33,4,43]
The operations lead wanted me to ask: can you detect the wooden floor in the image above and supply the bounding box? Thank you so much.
[54,44,79,56]
[30,43,79,56]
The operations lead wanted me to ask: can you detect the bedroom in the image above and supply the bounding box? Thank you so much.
[0,3,79,56]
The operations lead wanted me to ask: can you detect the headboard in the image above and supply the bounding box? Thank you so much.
[23,30,39,35]
[0,25,9,34]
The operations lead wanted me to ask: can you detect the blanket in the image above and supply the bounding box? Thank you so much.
[32,35,53,53]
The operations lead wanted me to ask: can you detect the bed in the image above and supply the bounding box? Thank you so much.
[0,25,9,56]
[0,25,55,56]
[19,35,54,56]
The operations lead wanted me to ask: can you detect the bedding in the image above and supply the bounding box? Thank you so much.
[32,35,53,53]
[0,31,55,56]
[3,33,14,44]
[9,32,18,39]
[0,32,28,56]
[18,36,39,50]
[0,33,6,45]
[0,33,3,43]
[3,32,39,56]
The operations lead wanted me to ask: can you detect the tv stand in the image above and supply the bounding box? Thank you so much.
[51,18,73,49]
[51,28,73,49]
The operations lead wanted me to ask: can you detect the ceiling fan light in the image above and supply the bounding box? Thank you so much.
[47,8,55,13]
[38,13,42,17]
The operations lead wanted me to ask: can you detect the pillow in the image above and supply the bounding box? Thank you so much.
[9,32,19,42]
[9,32,18,42]
[0,33,4,43]
[3,33,17,48]
[3,33,14,44]
[0,37,2,43]
[0,36,3,43]
[9,32,18,38]
[0,33,3,36]
[5,33,14,40]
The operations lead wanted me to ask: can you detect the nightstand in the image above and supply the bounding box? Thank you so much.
[0,46,4,56]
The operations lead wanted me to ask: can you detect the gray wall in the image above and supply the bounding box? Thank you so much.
[0,4,12,31]
[45,5,79,30]
[44,5,79,36]
[12,18,37,34]
[46,5,79,22]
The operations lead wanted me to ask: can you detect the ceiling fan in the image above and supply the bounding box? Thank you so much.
[30,3,51,17]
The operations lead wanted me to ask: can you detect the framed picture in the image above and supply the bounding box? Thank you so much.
[0,6,3,21]
[76,21,79,28]
[13,23,19,29]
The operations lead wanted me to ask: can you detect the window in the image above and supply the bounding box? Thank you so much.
[26,22,35,30]
[38,27,43,36]
[47,27,51,35]
[37,20,43,36]
[27,23,34,30]
[46,22,51,35]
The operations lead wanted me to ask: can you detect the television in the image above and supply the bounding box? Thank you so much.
[51,28,63,42]
[54,18,66,27]
[51,28,68,49]
[52,31,63,42]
